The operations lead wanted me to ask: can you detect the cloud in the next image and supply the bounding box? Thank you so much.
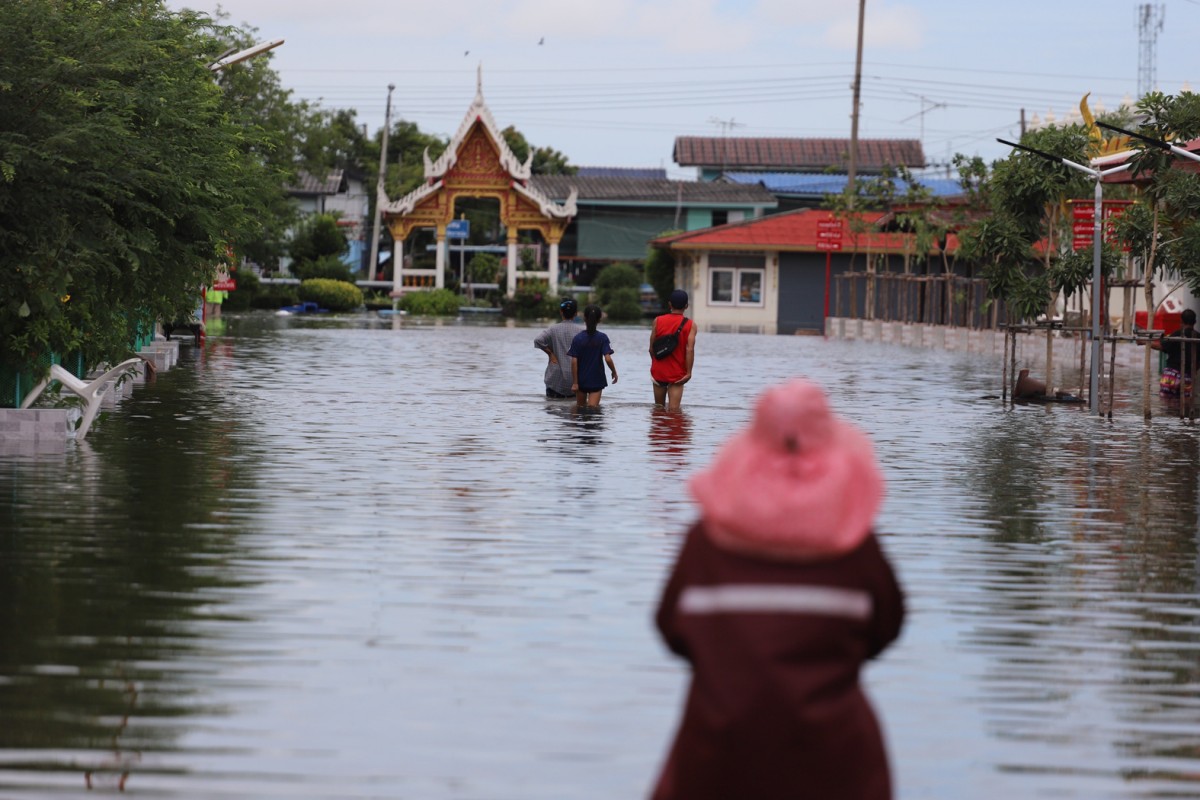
[823,4,923,50]
[756,0,923,51]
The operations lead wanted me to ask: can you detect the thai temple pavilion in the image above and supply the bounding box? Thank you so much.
[381,70,577,296]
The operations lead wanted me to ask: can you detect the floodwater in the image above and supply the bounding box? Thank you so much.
[1,313,1199,800]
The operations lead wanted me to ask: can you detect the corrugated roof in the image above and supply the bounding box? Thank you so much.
[288,169,346,195]
[673,137,925,171]
[576,166,668,179]
[651,208,959,255]
[530,175,777,206]
[725,172,964,198]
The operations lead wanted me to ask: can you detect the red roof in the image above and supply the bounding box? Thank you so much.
[652,208,958,255]
[673,137,925,171]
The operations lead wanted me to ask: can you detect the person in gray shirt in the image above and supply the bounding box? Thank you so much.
[535,298,583,398]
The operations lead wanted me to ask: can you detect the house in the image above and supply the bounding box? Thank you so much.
[285,168,369,273]
[722,172,965,212]
[652,208,962,335]
[673,136,926,181]
[529,174,777,284]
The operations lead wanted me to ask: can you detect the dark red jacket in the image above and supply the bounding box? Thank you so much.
[651,522,905,800]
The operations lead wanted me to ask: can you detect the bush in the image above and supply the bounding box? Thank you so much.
[398,288,462,316]
[468,252,501,284]
[298,279,363,312]
[293,255,355,283]
[222,269,259,312]
[604,287,644,321]
[502,281,559,320]
[252,285,299,309]
[594,262,642,307]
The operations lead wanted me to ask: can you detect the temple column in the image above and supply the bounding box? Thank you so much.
[390,235,404,297]
[435,228,446,289]
[549,241,560,295]
[507,231,519,296]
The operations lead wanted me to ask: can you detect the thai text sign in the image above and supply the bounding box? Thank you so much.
[817,217,843,251]
[1069,199,1131,252]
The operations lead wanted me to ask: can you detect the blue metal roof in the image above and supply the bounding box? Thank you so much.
[725,172,964,198]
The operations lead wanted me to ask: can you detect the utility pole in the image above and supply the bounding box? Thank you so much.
[368,84,395,285]
[847,0,866,208]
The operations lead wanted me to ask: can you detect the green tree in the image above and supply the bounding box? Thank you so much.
[500,126,578,175]
[0,0,279,377]
[957,124,1095,323]
[289,214,348,264]
[594,262,644,321]
[1109,91,1200,415]
[645,234,681,310]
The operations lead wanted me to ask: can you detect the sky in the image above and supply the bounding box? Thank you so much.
[167,0,1200,179]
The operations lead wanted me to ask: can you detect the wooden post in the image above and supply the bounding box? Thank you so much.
[1108,334,1117,420]
[1045,325,1053,399]
[1002,326,1010,407]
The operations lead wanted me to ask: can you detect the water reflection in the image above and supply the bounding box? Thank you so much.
[0,317,1199,798]
[0,352,266,793]
[648,409,693,463]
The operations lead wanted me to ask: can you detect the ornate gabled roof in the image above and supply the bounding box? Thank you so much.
[514,180,577,219]
[382,66,576,222]
[424,65,531,181]
[383,178,443,217]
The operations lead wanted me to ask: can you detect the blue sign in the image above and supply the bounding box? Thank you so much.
[446,219,470,239]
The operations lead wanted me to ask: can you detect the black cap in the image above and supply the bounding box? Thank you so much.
[560,298,578,316]
[669,289,689,309]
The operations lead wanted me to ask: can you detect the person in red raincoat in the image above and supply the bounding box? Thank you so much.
[650,379,905,800]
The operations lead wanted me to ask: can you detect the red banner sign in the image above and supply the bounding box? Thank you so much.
[212,278,237,291]
[817,217,843,251]
[1068,199,1131,252]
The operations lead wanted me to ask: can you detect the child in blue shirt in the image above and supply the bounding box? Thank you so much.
[569,304,618,407]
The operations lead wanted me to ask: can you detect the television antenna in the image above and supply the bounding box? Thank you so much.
[708,116,745,176]
[900,94,947,147]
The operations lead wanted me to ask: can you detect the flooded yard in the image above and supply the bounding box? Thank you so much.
[1,313,1198,799]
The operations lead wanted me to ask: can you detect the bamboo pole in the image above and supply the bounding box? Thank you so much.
[1002,326,1010,407]
[1107,334,1117,420]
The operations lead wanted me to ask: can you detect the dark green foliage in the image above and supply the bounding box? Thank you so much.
[0,0,282,375]
[645,235,680,310]
[222,270,260,312]
[502,282,559,319]
[594,264,644,320]
[252,286,299,310]
[298,279,363,312]
[604,288,644,321]
[468,252,501,284]
[1048,245,1122,299]
[293,255,355,283]
[500,126,578,175]
[398,289,462,316]
[593,263,642,302]
[290,214,348,263]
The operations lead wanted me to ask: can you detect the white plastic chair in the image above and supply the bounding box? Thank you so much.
[20,357,144,438]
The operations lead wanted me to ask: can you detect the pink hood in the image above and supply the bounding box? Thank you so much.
[689,379,885,561]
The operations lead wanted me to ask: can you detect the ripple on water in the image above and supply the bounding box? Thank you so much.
[1,315,1198,799]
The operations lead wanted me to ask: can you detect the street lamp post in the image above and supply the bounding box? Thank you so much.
[997,138,1131,415]
[207,40,284,72]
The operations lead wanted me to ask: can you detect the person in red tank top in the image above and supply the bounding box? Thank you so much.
[650,289,696,411]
